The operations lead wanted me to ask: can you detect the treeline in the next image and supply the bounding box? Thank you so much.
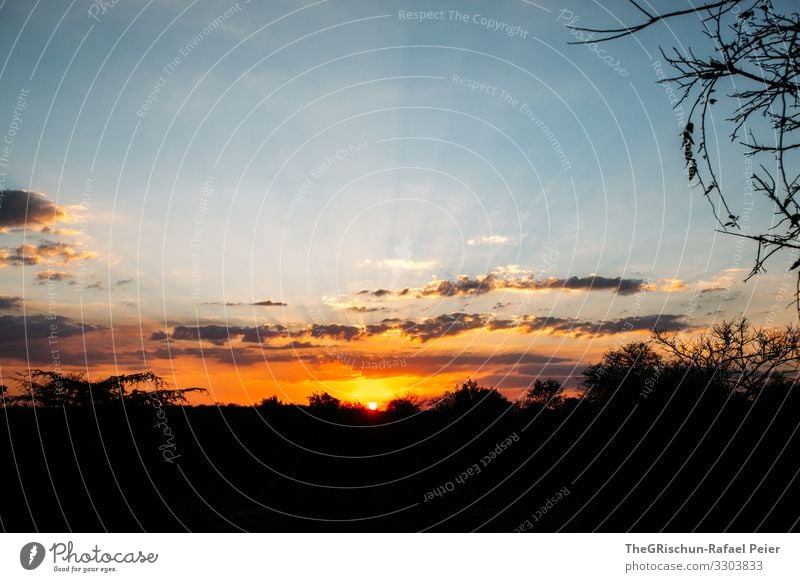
[4,318,798,417]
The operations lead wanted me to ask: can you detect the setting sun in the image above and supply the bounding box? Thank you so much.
[367,402,378,411]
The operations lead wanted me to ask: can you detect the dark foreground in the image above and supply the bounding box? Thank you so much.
[2,380,799,532]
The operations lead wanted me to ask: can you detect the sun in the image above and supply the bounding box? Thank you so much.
[367,401,378,411]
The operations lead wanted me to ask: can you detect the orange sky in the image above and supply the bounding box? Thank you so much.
[0,314,651,406]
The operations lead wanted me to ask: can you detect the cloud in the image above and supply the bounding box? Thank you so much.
[240,325,291,343]
[0,314,104,362]
[0,240,94,267]
[419,275,498,297]
[694,268,747,295]
[396,312,491,342]
[357,288,399,297]
[151,346,274,366]
[307,323,364,341]
[537,275,645,295]
[498,313,689,337]
[593,314,688,334]
[34,271,75,284]
[0,314,102,341]
[0,296,21,310]
[467,235,510,246]
[260,340,321,350]
[170,324,247,345]
[160,323,291,345]
[159,310,690,348]
[0,190,70,232]
[322,349,572,380]
[202,299,288,307]
[356,273,652,299]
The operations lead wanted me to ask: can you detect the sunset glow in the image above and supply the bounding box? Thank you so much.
[0,1,793,408]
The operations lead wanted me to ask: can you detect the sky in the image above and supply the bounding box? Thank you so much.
[0,0,795,405]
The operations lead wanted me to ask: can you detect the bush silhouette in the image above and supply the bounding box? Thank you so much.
[432,378,510,415]
[2,370,205,407]
[581,342,664,404]
[307,391,342,411]
[520,378,564,410]
[653,317,800,398]
[385,392,422,417]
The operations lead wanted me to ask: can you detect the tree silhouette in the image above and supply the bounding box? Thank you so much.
[520,378,565,410]
[581,342,664,403]
[385,392,422,416]
[652,317,800,397]
[574,1,800,301]
[257,395,283,409]
[432,378,509,414]
[2,370,205,407]
[307,391,342,411]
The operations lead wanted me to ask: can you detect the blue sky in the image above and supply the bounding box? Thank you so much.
[0,0,793,402]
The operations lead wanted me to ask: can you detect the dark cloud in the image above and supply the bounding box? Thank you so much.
[365,318,402,336]
[0,190,68,231]
[260,341,321,350]
[539,275,645,295]
[160,324,291,345]
[501,313,688,337]
[503,316,577,335]
[115,279,134,287]
[0,314,101,342]
[34,271,75,284]
[0,314,103,363]
[419,275,497,297]
[590,314,688,334]
[240,325,291,343]
[397,312,491,342]
[345,306,389,313]
[0,240,94,267]
[170,324,245,345]
[202,300,288,307]
[357,273,647,299]
[159,310,688,348]
[0,296,21,310]
[307,323,364,341]
[361,313,493,342]
[359,288,393,297]
[151,346,272,366]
